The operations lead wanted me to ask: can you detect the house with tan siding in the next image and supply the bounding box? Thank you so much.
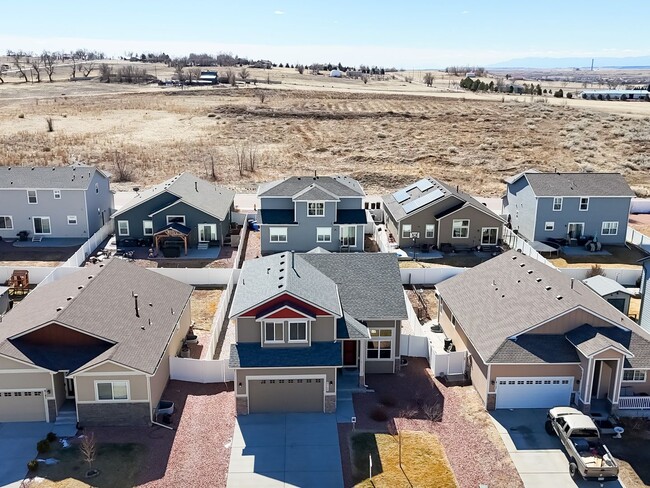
[435,251,650,415]
[0,259,192,426]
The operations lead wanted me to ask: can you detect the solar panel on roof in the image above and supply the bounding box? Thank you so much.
[392,189,410,203]
[402,189,444,213]
[416,179,434,192]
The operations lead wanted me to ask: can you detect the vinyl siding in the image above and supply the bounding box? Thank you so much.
[75,373,149,402]
[237,315,336,346]
[391,196,463,248]
[525,308,616,335]
[0,371,52,390]
[84,171,113,234]
[504,177,537,241]
[438,205,503,248]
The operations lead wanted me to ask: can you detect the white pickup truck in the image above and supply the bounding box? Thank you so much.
[546,407,619,483]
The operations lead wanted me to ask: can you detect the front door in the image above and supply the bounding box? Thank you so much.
[65,377,75,399]
[591,360,602,398]
[343,341,357,366]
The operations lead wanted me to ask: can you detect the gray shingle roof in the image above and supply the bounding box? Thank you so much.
[113,172,235,220]
[229,342,342,368]
[583,275,633,297]
[0,164,107,189]
[258,176,364,198]
[522,172,635,197]
[490,336,580,364]
[0,259,193,374]
[435,251,646,363]
[293,185,340,201]
[566,324,633,357]
[337,313,371,339]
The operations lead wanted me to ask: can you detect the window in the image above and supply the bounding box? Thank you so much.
[307,202,325,217]
[553,197,563,211]
[545,221,554,231]
[265,322,284,343]
[0,216,13,229]
[316,227,332,243]
[32,217,51,234]
[27,190,37,204]
[289,322,308,342]
[53,190,61,199]
[143,220,153,236]
[367,328,393,360]
[270,227,288,243]
[601,221,618,235]
[425,224,435,239]
[166,215,186,226]
[579,197,589,211]
[452,219,470,238]
[623,370,646,382]
[401,224,412,239]
[96,381,129,401]
[340,225,356,247]
[67,215,77,225]
[117,220,130,236]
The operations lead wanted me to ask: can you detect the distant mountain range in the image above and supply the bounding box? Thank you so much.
[488,55,650,69]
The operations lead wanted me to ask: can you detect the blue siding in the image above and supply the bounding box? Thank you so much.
[259,196,293,210]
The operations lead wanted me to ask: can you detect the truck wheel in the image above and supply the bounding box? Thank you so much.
[569,462,578,479]
[545,420,555,436]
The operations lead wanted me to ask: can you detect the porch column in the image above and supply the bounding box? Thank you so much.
[610,359,624,405]
[184,236,188,255]
[359,339,367,387]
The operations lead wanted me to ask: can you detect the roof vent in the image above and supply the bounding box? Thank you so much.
[501,294,505,298]
[56,307,63,312]
[78,285,84,290]
[511,256,517,260]
[536,278,542,283]
[519,263,525,267]
[527,270,533,274]
[66,296,73,301]
[88,275,94,279]
[278,284,283,289]
[556,295,563,300]
[545,286,552,291]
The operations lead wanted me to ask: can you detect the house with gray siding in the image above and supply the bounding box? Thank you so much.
[256,175,367,255]
[502,170,634,245]
[229,251,407,414]
[111,172,235,254]
[382,177,505,250]
[640,257,650,332]
[0,164,113,241]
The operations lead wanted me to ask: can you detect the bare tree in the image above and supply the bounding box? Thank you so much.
[296,64,304,75]
[187,67,201,84]
[232,143,246,177]
[12,52,29,83]
[99,63,112,82]
[0,64,6,84]
[80,433,97,474]
[174,64,185,83]
[423,72,434,87]
[69,52,78,80]
[361,75,369,84]
[209,154,218,180]
[45,117,54,132]
[247,144,259,172]
[41,52,56,82]
[113,151,132,182]
[30,56,42,83]
[255,89,268,104]
[81,61,96,77]
[239,67,250,81]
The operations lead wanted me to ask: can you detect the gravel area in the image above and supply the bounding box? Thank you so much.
[349,358,522,488]
[85,380,235,488]
[244,229,261,262]
[215,318,237,360]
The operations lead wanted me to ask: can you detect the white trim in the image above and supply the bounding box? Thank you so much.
[232,290,342,319]
[339,225,358,247]
[255,305,315,321]
[9,320,118,345]
[0,368,51,374]
[0,215,14,230]
[198,223,217,242]
[75,399,150,404]
[143,220,153,236]
[94,379,130,402]
[480,227,499,245]
[601,221,619,236]
[117,220,130,236]
[74,370,144,377]
[53,189,61,199]
[544,221,554,231]
[32,216,52,235]
[451,219,470,239]
[316,226,332,243]
[288,320,309,344]
[552,197,563,211]
[622,369,647,382]
[292,184,340,201]
[366,327,394,361]
[263,321,284,344]
[148,198,226,221]
[579,197,589,211]
[0,388,49,422]
[165,215,186,226]
[401,223,412,239]
[71,359,144,376]
[567,222,585,239]
[306,201,326,217]
[67,215,78,225]
[269,227,288,243]
[27,190,38,204]
[245,373,328,414]
[425,224,435,239]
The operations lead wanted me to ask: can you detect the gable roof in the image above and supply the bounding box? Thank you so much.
[0,259,193,374]
[293,184,340,201]
[435,251,644,363]
[0,164,108,190]
[583,275,634,297]
[511,171,635,197]
[258,175,364,198]
[566,324,633,357]
[112,172,235,220]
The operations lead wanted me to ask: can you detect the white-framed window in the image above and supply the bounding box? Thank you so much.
[143,220,153,236]
[367,328,393,360]
[623,370,646,382]
[166,215,186,226]
[95,183,99,194]
[425,224,435,238]
[0,216,13,229]
[95,380,129,401]
[452,219,470,238]
[53,190,61,199]
[264,322,284,343]
[67,215,77,225]
[481,227,498,245]
[270,227,288,243]
[117,220,130,236]
[316,227,331,243]
[401,224,412,239]
[32,217,51,234]
[545,221,554,231]
[553,197,563,211]
[289,321,308,343]
[27,190,37,204]
[601,221,618,235]
[307,202,325,217]
[579,197,589,211]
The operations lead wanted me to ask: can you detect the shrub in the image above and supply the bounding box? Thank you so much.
[588,263,606,278]
[554,89,564,98]
[45,117,53,132]
[27,459,38,472]
[370,406,388,422]
[567,92,573,99]
[621,94,627,101]
[36,439,50,454]
[18,113,24,118]
[46,432,57,443]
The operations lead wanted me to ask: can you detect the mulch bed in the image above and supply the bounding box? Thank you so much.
[348,358,523,488]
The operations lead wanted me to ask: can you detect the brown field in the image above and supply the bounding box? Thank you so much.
[1,63,650,197]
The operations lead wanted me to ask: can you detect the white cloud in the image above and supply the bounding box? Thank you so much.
[274,10,284,15]
[461,10,469,14]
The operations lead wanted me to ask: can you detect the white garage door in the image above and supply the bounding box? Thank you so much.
[0,390,47,422]
[495,377,573,409]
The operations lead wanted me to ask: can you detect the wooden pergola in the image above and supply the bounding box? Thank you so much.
[154,224,190,256]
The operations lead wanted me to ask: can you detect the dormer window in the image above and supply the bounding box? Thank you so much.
[307,202,325,217]
[264,322,284,343]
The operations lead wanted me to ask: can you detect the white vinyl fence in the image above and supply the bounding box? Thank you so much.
[631,198,650,214]
[373,223,391,253]
[428,345,467,377]
[169,357,234,383]
[400,291,430,357]
[61,221,114,268]
[627,226,650,253]
[401,267,466,285]
[502,227,557,268]
[207,269,239,360]
[149,267,234,286]
[559,267,643,286]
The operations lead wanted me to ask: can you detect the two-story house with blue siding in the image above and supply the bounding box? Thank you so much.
[503,170,635,245]
[256,176,367,255]
[0,164,113,242]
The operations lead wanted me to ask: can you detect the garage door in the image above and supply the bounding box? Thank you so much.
[0,390,47,422]
[495,377,573,409]
[249,378,324,413]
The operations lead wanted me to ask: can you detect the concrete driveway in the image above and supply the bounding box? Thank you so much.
[491,409,625,488]
[227,413,343,488]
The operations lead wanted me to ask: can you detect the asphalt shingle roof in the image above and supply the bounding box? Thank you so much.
[258,176,364,198]
[337,313,371,340]
[523,172,635,197]
[566,324,633,358]
[0,164,106,189]
[335,209,368,225]
[229,342,342,368]
[490,335,580,364]
[582,275,633,297]
[293,185,339,201]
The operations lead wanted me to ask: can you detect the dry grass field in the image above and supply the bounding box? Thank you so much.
[1,63,650,196]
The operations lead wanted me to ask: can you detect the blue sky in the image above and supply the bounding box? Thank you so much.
[1,1,646,68]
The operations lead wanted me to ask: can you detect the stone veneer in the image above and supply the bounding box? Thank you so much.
[77,402,150,427]
[325,395,336,413]
[486,393,496,410]
[236,396,249,415]
[47,399,57,423]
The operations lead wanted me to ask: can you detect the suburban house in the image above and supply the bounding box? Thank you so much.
[0,259,193,426]
[111,172,235,255]
[640,257,650,332]
[502,170,634,245]
[229,251,407,414]
[0,164,113,242]
[382,177,505,250]
[435,251,650,414]
[256,175,368,255]
[583,275,635,315]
